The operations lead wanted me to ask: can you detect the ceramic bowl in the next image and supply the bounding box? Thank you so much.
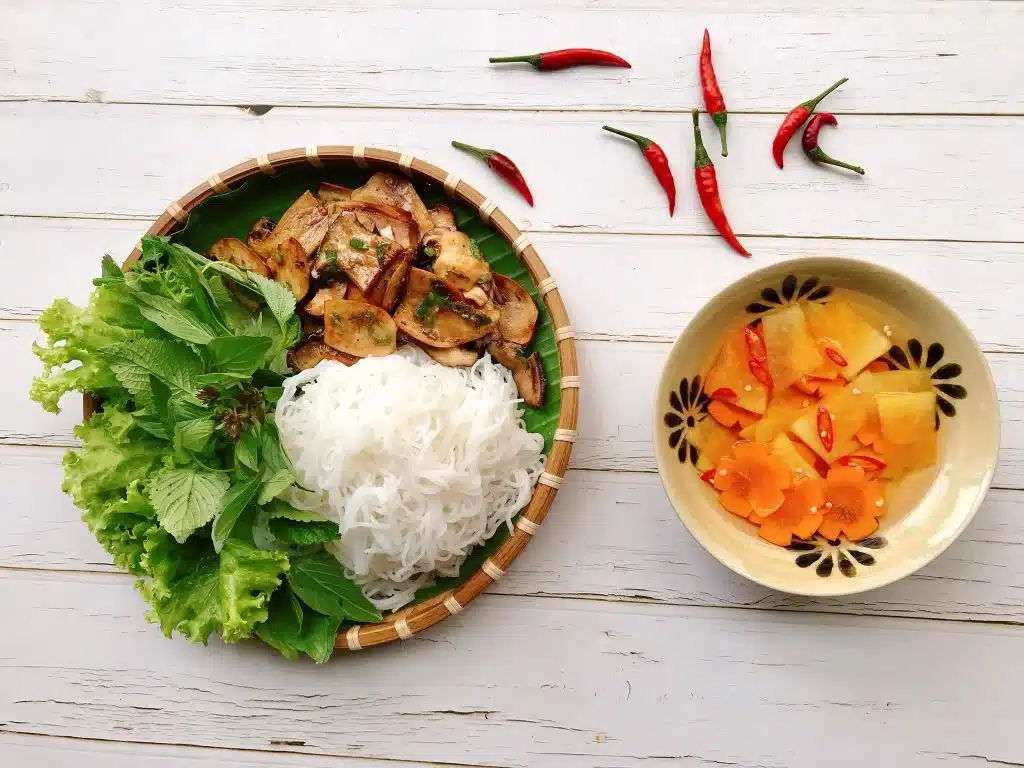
[653,258,999,595]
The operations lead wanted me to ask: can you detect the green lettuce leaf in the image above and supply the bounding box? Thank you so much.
[131,238,194,304]
[140,539,289,644]
[139,527,205,601]
[219,541,289,642]
[62,406,163,510]
[29,292,140,413]
[81,480,159,576]
[62,405,167,575]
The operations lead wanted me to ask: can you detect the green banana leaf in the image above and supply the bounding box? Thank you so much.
[172,164,561,609]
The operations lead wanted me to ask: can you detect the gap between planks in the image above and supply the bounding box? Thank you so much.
[3,532,1024,631]
[4,97,1024,119]
[5,212,1024,246]
[0,730,501,768]
[4,566,1024,638]
[3,312,1023,356]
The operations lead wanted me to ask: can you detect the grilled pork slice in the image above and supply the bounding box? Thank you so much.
[422,344,480,368]
[346,284,370,304]
[251,191,330,265]
[323,299,398,358]
[288,340,358,371]
[491,273,538,346]
[317,182,353,204]
[393,268,499,349]
[314,212,409,293]
[488,339,546,408]
[427,204,457,232]
[208,237,271,278]
[351,172,434,239]
[366,254,411,312]
[324,200,418,249]
[274,237,311,300]
[422,229,491,293]
[304,281,349,317]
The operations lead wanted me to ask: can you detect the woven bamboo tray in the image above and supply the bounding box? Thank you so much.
[88,145,580,651]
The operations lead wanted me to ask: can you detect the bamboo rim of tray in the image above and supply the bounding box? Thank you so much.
[86,145,579,652]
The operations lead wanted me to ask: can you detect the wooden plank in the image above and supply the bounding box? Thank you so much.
[5,324,1021,485]
[0,733,459,768]
[2,103,1024,242]
[0,447,110,572]
[0,320,84,447]
[5,444,1024,625]
[4,216,1023,353]
[1,570,1021,767]
[1,0,1020,114]
[0,217,143,320]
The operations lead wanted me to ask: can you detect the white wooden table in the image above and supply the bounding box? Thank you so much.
[3,1,1024,765]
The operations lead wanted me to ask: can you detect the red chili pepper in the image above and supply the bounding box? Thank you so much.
[824,346,849,368]
[744,326,767,363]
[772,78,848,169]
[451,141,534,206]
[691,110,749,257]
[802,113,865,175]
[699,29,728,157]
[838,455,887,472]
[489,49,631,71]
[817,405,834,452]
[710,387,737,402]
[700,468,717,485]
[602,125,676,216]
[748,359,773,389]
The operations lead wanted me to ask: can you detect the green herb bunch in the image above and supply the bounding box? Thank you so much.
[30,236,381,662]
